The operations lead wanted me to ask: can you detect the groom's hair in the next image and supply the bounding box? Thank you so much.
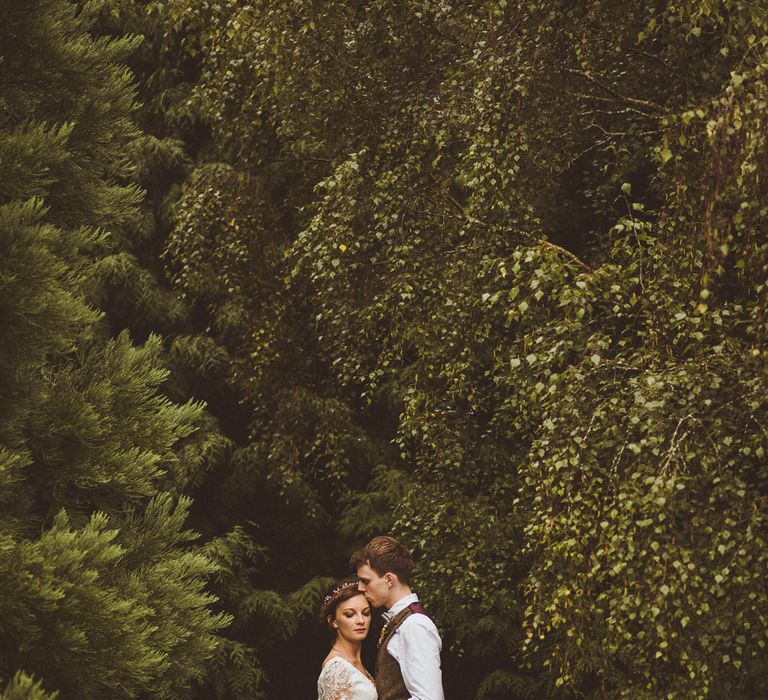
[350,536,413,584]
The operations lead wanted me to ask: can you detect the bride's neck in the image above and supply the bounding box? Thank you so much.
[333,636,362,660]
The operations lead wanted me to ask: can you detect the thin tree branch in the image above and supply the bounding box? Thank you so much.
[429,174,592,271]
[565,68,666,114]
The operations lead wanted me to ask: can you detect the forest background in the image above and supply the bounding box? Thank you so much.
[2,0,768,698]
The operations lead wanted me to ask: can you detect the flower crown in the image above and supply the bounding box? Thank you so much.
[323,581,358,605]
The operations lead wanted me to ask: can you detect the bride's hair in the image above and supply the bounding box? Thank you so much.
[319,578,363,628]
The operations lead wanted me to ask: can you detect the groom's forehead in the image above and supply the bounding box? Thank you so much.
[357,563,377,578]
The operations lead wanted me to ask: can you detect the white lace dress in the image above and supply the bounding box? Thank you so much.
[317,656,377,700]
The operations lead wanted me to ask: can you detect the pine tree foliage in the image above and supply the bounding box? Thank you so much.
[475,669,540,700]
[0,1,227,696]
[0,672,58,700]
[91,2,338,696]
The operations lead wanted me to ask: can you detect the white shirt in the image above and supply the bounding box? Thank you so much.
[383,593,445,700]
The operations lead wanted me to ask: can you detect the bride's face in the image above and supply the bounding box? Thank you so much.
[332,593,371,642]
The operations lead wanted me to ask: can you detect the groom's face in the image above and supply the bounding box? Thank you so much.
[356,563,390,608]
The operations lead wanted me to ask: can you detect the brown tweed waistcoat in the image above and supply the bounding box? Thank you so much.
[375,602,429,700]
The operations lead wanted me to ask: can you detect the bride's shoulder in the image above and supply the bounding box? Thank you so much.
[320,654,348,673]
[318,655,377,700]
[318,655,352,692]
[321,654,344,668]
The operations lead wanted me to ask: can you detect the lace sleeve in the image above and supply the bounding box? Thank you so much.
[317,658,355,700]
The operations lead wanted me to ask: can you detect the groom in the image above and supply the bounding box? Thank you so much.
[351,536,445,700]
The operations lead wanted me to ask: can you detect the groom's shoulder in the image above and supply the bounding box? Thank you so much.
[400,605,441,639]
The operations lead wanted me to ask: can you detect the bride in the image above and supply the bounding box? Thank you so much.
[318,579,377,700]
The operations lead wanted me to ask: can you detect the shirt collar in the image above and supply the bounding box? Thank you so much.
[383,592,419,622]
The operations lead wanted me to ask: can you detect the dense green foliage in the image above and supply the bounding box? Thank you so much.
[88,1,341,696]
[157,0,768,697]
[3,0,768,698]
[0,2,226,696]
